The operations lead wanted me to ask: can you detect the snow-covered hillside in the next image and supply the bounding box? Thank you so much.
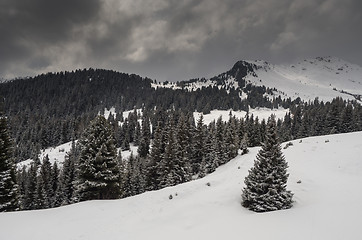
[247,56,362,101]
[153,56,362,102]
[3,132,362,240]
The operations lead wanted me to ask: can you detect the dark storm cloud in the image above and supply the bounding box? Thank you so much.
[0,0,361,81]
[0,0,101,77]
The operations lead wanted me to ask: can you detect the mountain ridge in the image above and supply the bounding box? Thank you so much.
[155,56,362,102]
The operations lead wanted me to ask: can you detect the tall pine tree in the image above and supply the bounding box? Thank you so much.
[74,116,121,201]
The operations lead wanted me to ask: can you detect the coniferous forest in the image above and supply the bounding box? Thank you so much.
[1,68,362,212]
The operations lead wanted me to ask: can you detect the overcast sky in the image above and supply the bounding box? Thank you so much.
[1,0,361,82]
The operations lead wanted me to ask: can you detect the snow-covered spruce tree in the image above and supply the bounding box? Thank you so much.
[241,115,293,212]
[0,114,19,212]
[74,115,121,202]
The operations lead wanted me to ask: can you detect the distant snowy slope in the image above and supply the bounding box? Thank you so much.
[247,57,362,101]
[3,131,362,240]
[153,56,362,102]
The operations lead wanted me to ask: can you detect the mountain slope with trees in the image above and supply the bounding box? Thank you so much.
[1,67,267,161]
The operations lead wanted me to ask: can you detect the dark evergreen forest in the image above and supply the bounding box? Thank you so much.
[0,67,290,162]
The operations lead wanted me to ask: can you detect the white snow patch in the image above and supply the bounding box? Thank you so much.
[38,141,74,166]
[194,108,289,125]
[17,140,138,169]
[16,159,33,170]
[151,82,182,90]
[122,108,142,120]
[103,107,117,119]
[102,107,143,122]
[17,141,74,169]
[118,143,139,160]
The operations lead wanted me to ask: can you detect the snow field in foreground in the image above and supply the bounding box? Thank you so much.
[3,131,362,240]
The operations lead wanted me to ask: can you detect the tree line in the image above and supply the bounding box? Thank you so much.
[15,110,249,210]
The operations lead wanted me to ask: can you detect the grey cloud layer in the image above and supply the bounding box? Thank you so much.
[1,0,361,81]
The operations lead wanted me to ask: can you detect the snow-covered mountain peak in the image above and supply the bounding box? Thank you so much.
[151,56,362,102]
[243,56,362,102]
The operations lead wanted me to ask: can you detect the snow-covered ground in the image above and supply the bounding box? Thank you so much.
[4,131,362,240]
[118,143,138,160]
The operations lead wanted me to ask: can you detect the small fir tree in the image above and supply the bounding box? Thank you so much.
[240,132,249,155]
[241,115,293,212]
